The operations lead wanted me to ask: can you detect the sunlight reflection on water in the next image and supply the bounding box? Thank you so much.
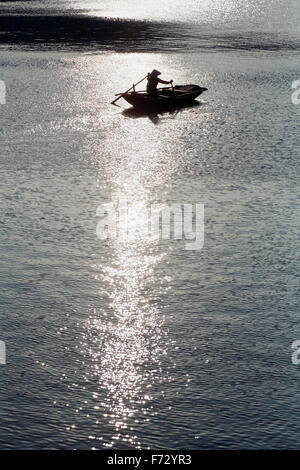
[80,85,181,445]
[84,214,172,447]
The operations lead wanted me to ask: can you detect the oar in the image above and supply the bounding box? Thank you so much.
[111,75,148,105]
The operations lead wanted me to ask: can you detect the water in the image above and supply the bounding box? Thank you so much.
[0,0,299,449]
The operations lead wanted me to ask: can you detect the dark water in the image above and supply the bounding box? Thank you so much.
[1,0,300,52]
[2,15,300,53]
[0,0,299,450]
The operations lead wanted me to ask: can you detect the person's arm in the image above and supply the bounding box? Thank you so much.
[158,78,172,84]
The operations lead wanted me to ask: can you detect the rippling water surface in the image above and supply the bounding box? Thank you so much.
[0,0,299,449]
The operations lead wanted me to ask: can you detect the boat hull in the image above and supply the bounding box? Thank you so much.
[122,85,207,111]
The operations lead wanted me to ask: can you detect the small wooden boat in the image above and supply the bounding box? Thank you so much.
[121,85,207,111]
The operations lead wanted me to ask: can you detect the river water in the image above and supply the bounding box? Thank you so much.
[0,0,299,449]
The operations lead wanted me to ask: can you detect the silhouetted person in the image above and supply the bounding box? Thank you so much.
[147,69,172,96]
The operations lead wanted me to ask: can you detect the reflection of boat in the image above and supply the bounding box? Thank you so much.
[121,85,207,111]
[122,101,201,123]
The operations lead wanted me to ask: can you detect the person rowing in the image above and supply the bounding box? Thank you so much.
[146,69,173,96]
